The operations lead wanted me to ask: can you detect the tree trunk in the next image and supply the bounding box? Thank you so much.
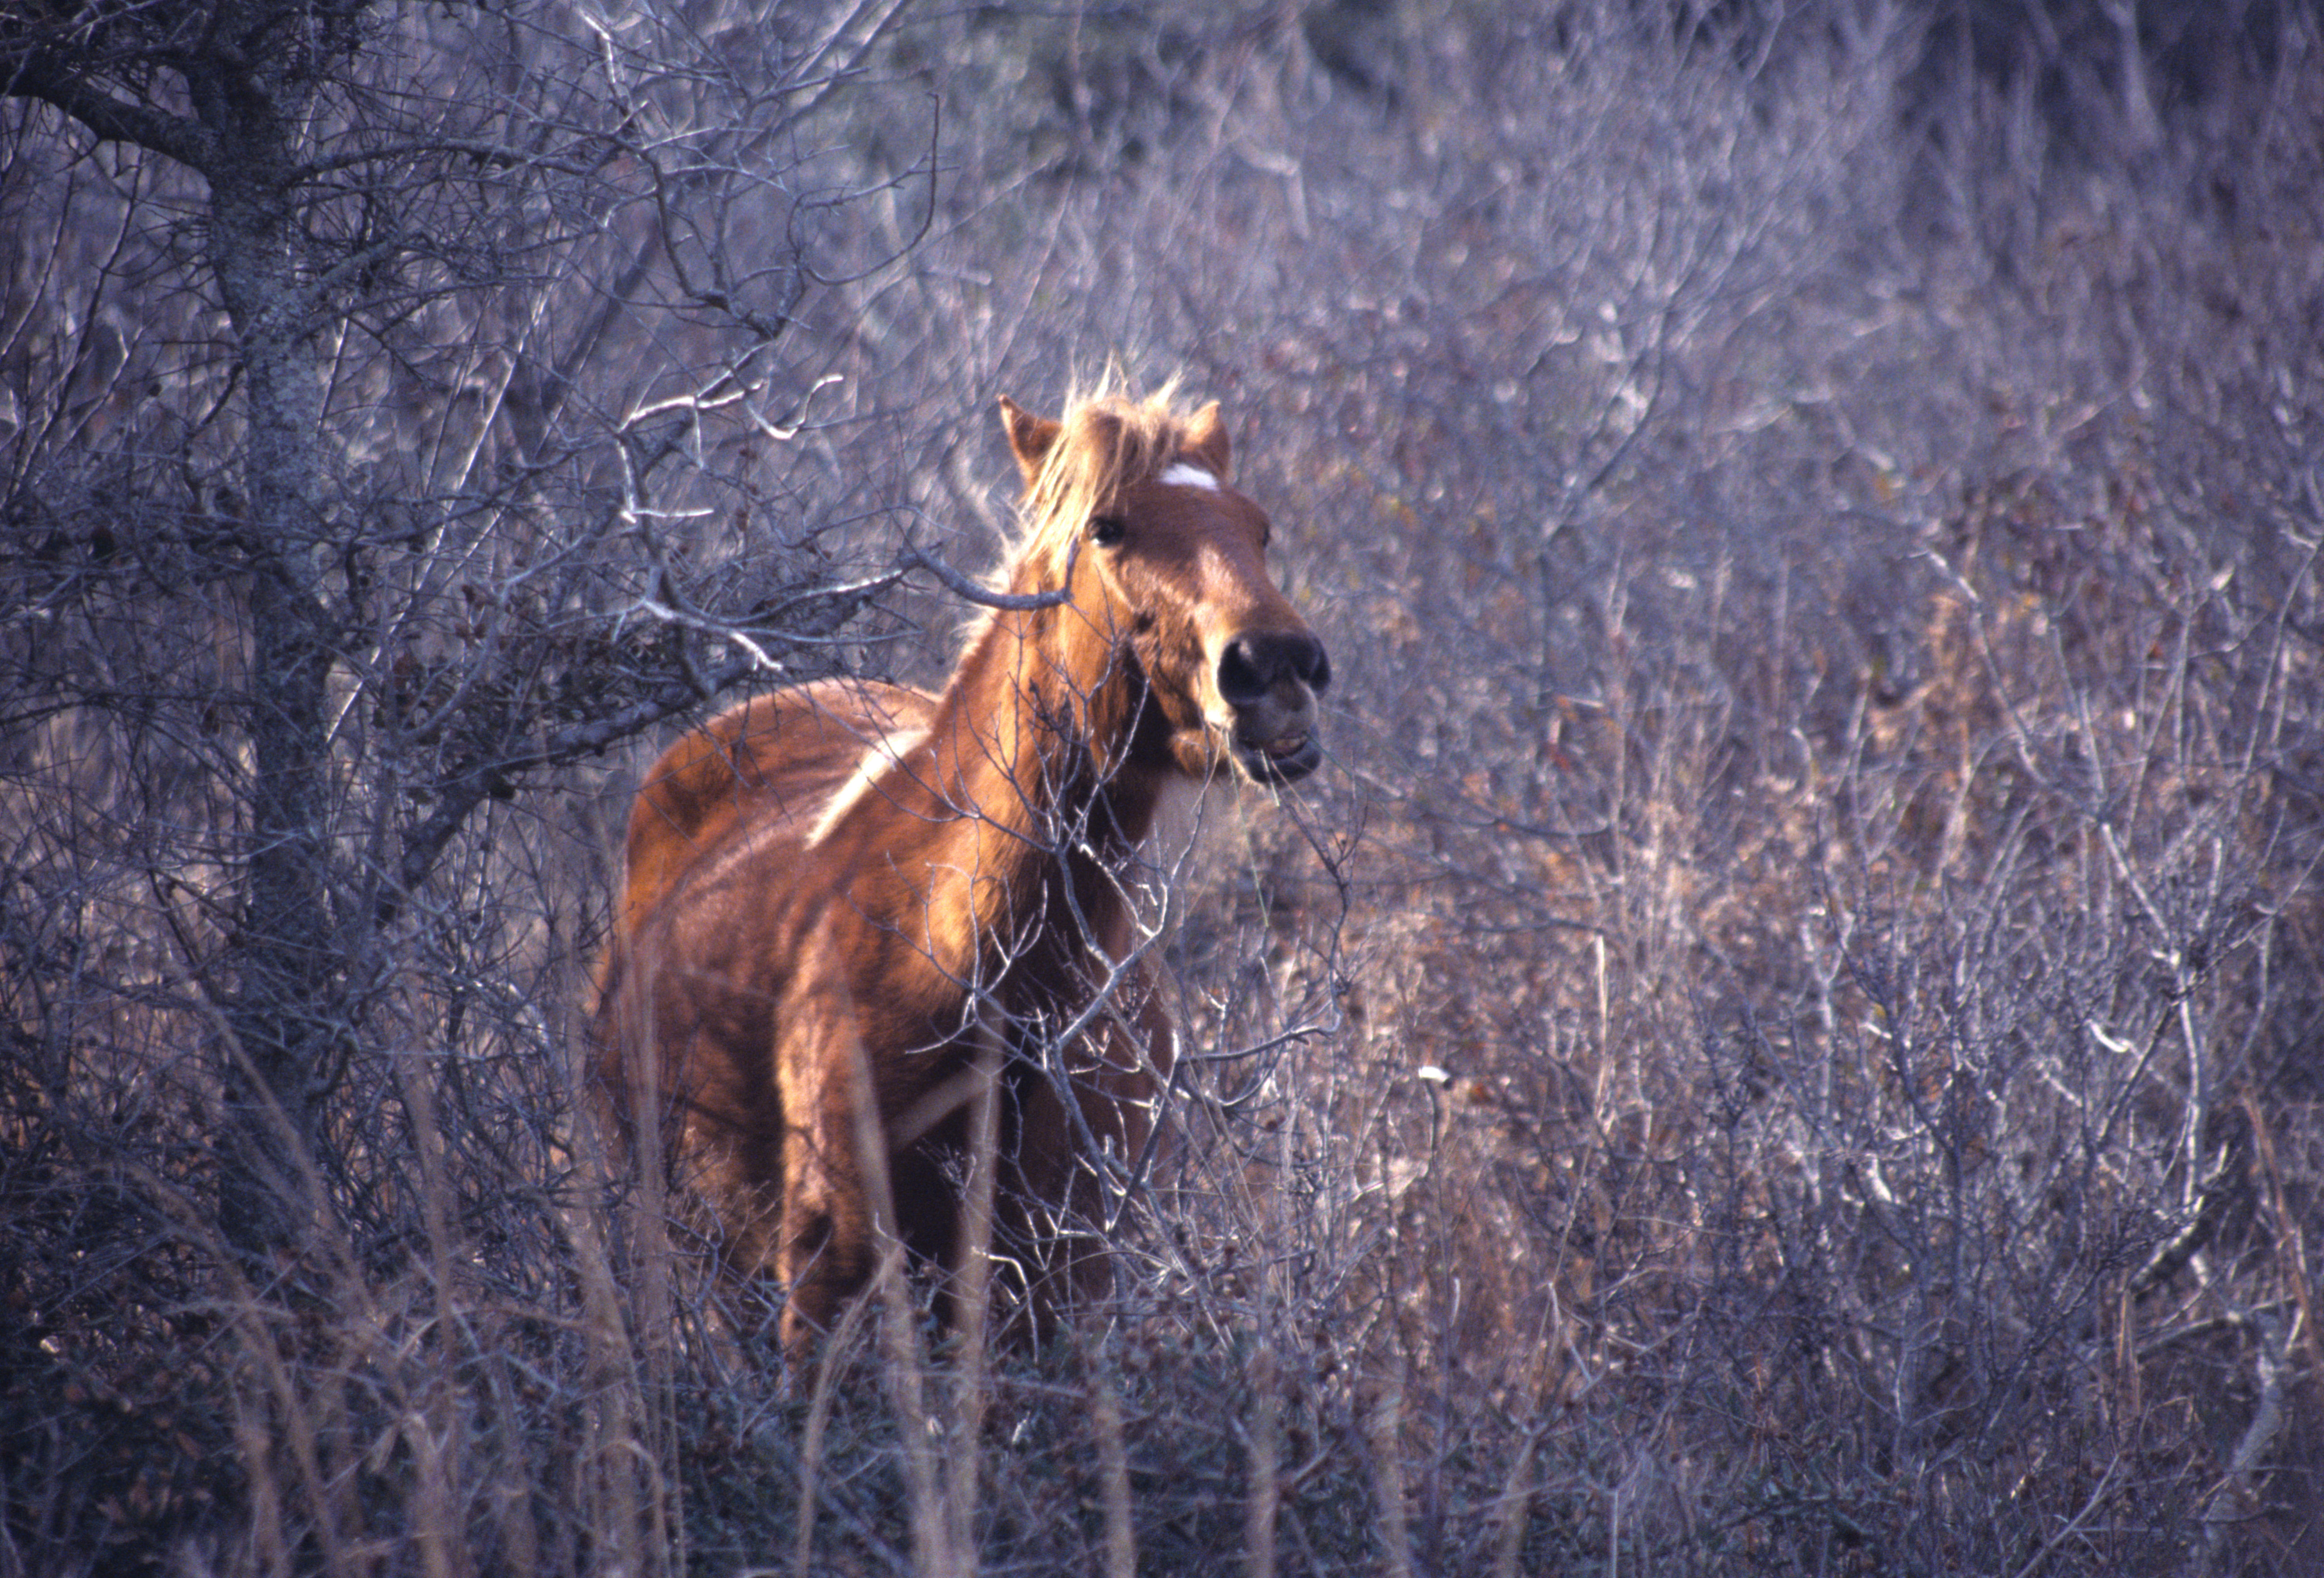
[197,39,341,1260]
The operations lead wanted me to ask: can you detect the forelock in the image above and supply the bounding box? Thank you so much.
[1013,379,1198,577]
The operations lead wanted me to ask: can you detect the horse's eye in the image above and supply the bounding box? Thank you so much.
[1088,514,1128,547]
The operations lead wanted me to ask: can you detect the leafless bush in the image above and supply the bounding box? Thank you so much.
[5,1,2321,1574]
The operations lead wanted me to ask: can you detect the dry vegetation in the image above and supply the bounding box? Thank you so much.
[5,1,2322,1574]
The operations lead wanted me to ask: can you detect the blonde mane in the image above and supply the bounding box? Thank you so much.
[1009,378,1204,589]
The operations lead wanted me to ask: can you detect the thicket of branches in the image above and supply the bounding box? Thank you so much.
[5,1,2321,1574]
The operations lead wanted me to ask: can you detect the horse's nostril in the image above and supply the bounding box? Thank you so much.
[1219,632,1331,704]
[1300,640,1332,695]
[1217,638,1268,706]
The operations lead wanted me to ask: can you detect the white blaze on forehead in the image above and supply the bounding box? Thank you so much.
[1159,462,1218,491]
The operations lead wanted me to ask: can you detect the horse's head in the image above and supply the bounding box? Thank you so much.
[1002,391,1331,786]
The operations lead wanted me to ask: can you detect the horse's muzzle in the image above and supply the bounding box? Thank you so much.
[1217,630,1329,785]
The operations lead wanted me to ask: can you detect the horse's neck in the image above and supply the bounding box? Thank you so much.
[925,608,1157,950]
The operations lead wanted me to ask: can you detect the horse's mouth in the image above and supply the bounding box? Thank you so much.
[1232,729,1322,785]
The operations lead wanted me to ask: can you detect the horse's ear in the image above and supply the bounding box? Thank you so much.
[1184,400,1231,481]
[999,396,1061,486]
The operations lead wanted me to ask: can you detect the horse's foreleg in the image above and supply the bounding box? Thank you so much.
[1065,984,1175,1305]
[1004,975,1176,1333]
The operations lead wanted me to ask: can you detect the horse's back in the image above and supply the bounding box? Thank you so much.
[619,679,936,939]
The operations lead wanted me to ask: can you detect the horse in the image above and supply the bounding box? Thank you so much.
[588,386,1330,1361]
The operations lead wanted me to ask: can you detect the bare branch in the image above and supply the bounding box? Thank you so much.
[896,534,1078,612]
[4,54,219,167]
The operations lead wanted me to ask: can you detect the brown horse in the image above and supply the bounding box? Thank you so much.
[589,386,1329,1359]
